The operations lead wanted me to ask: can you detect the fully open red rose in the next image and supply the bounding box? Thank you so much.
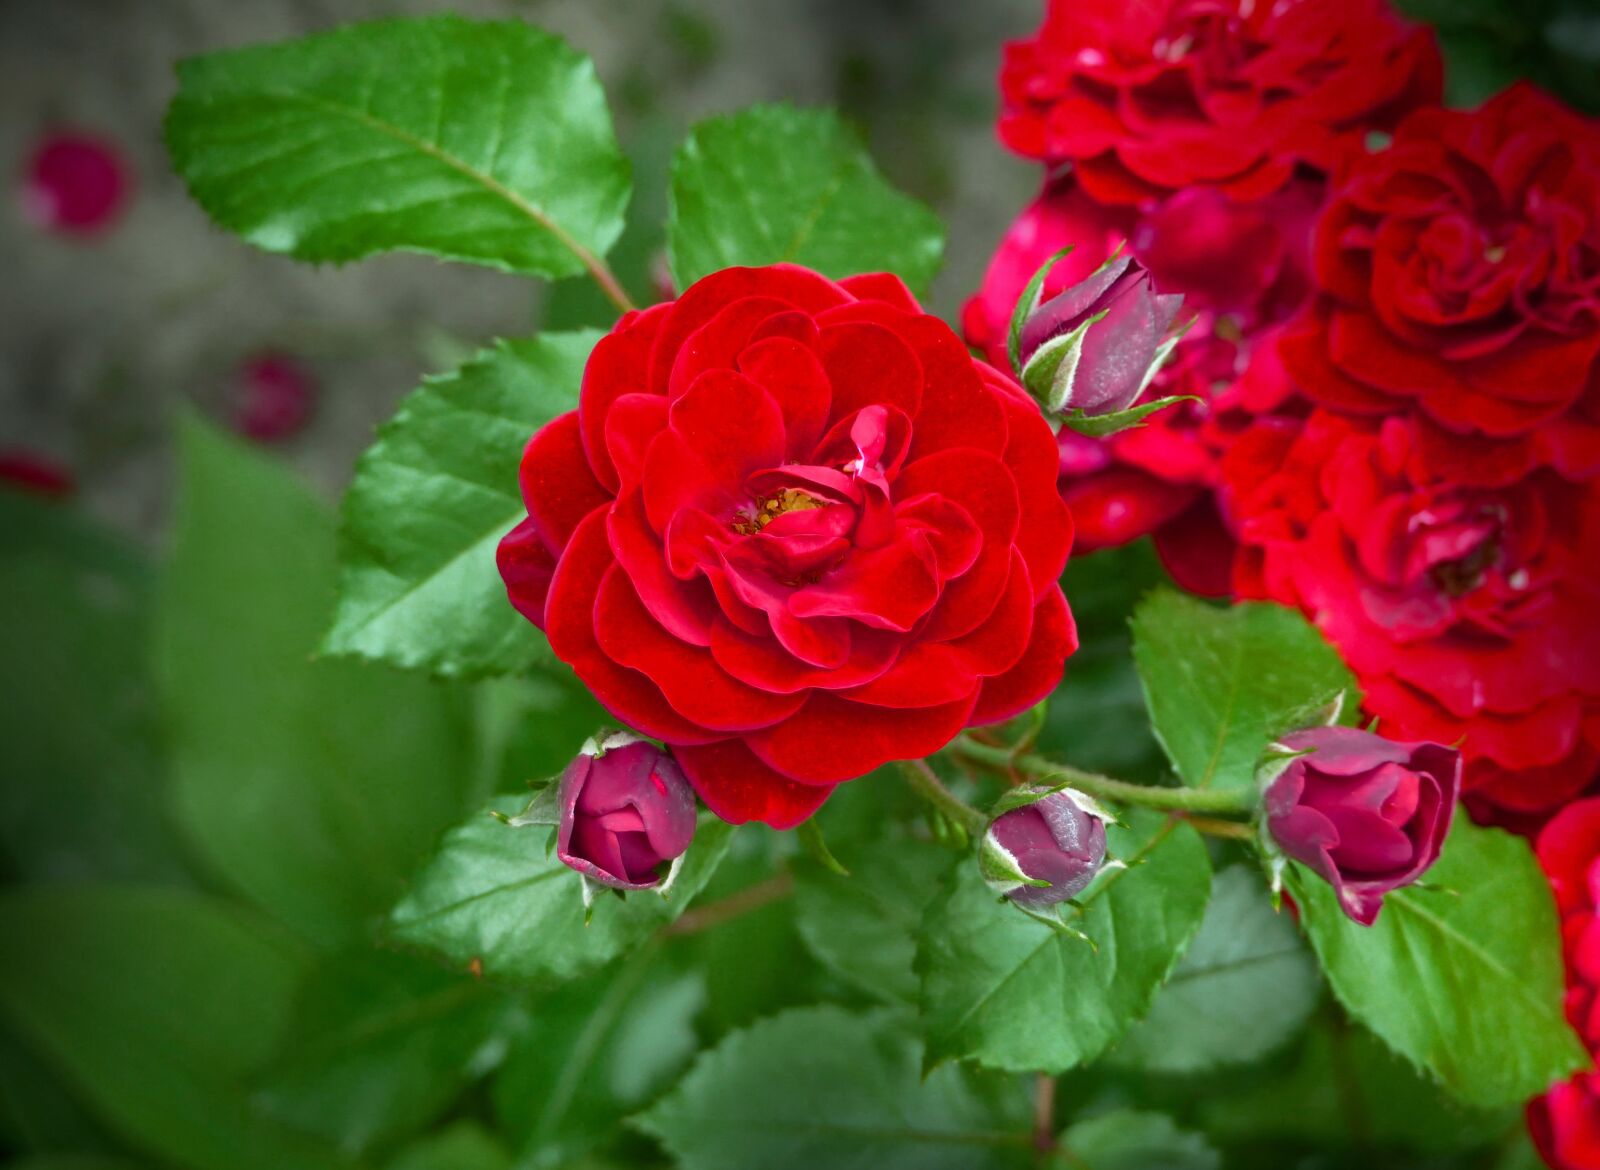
[1224,409,1600,818]
[499,265,1076,829]
[997,0,1440,205]
[1283,84,1600,484]
[1529,799,1600,1168]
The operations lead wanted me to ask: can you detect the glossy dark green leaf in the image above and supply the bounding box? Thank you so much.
[793,832,955,1005]
[493,942,702,1165]
[667,104,945,293]
[254,950,514,1155]
[1131,590,1358,792]
[165,16,629,277]
[156,418,477,948]
[0,493,188,884]
[387,798,732,985]
[1111,866,1317,1074]
[917,811,1211,1073]
[635,1006,1032,1170]
[323,333,598,677]
[1293,818,1585,1107]
[0,886,350,1170]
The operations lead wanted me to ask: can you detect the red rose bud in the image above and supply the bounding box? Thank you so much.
[234,353,317,443]
[1015,250,1185,419]
[980,787,1109,908]
[556,733,697,893]
[20,130,132,237]
[1262,725,1460,926]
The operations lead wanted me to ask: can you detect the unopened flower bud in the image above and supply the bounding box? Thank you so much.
[1016,250,1185,418]
[20,130,132,237]
[980,787,1109,908]
[557,733,696,891]
[1262,725,1460,926]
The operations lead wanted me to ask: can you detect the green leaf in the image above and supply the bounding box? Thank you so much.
[165,16,629,278]
[916,811,1211,1073]
[387,798,733,985]
[385,1122,513,1170]
[1196,1014,1517,1154]
[793,832,956,1005]
[1293,817,1586,1107]
[667,104,945,293]
[0,1025,118,1158]
[1111,866,1318,1074]
[1131,590,1358,792]
[3,1159,153,1170]
[254,950,514,1155]
[0,493,190,884]
[1059,395,1198,438]
[493,942,702,1165]
[1057,1110,1219,1170]
[322,332,599,677]
[156,418,477,948]
[0,886,351,1170]
[634,1006,1031,1170]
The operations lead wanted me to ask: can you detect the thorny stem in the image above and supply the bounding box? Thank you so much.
[661,871,794,938]
[952,737,1258,817]
[897,759,988,837]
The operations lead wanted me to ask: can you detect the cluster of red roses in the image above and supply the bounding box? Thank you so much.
[967,0,1599,1155]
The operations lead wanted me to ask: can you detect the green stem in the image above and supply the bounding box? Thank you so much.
[897,759,987,837]
[952,738,1258,817]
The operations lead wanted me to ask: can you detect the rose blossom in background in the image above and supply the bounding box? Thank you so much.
[1529,799,1600,1168]
[998,0,1441,204]
[1262,724,1460,925]
[980,787,1109,908]
[233,352,318,443]
[1224,410,1600,821]
[499,265,1076,829]
[555,733,697,891]
[1282,84,1600,486]
[19,129,133,237]
[0,449,74,499]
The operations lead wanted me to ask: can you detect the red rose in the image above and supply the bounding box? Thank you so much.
[997,0,1440,205]
[962,176,1307,594]
[1283,84,1600,484]
[1528,799,1600,1168]
[499,265,1076,829]
[1223,409,1600,817]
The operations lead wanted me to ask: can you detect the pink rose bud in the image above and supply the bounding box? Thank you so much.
[234,352,317,443]
[1016,249,1185,418]
[980,787,1109,908]
[20,130,132,237]
[556,733,697,892]
[1263,725,1461,926]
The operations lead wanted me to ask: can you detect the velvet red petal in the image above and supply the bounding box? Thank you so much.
[519,412,610,553]
[580,303,670,492]
[496,517,557,631]
[971,586,1077,725]
[673,738,836,828]
[746,691,979,784]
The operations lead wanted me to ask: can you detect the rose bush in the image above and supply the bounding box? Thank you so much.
[997,0,1441,204]
[499,264,1076,828]
[1224,409,1600,817]
[1262,725,1460,925]
[1282,84,1600,484]
[1531,799,1600,1168]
